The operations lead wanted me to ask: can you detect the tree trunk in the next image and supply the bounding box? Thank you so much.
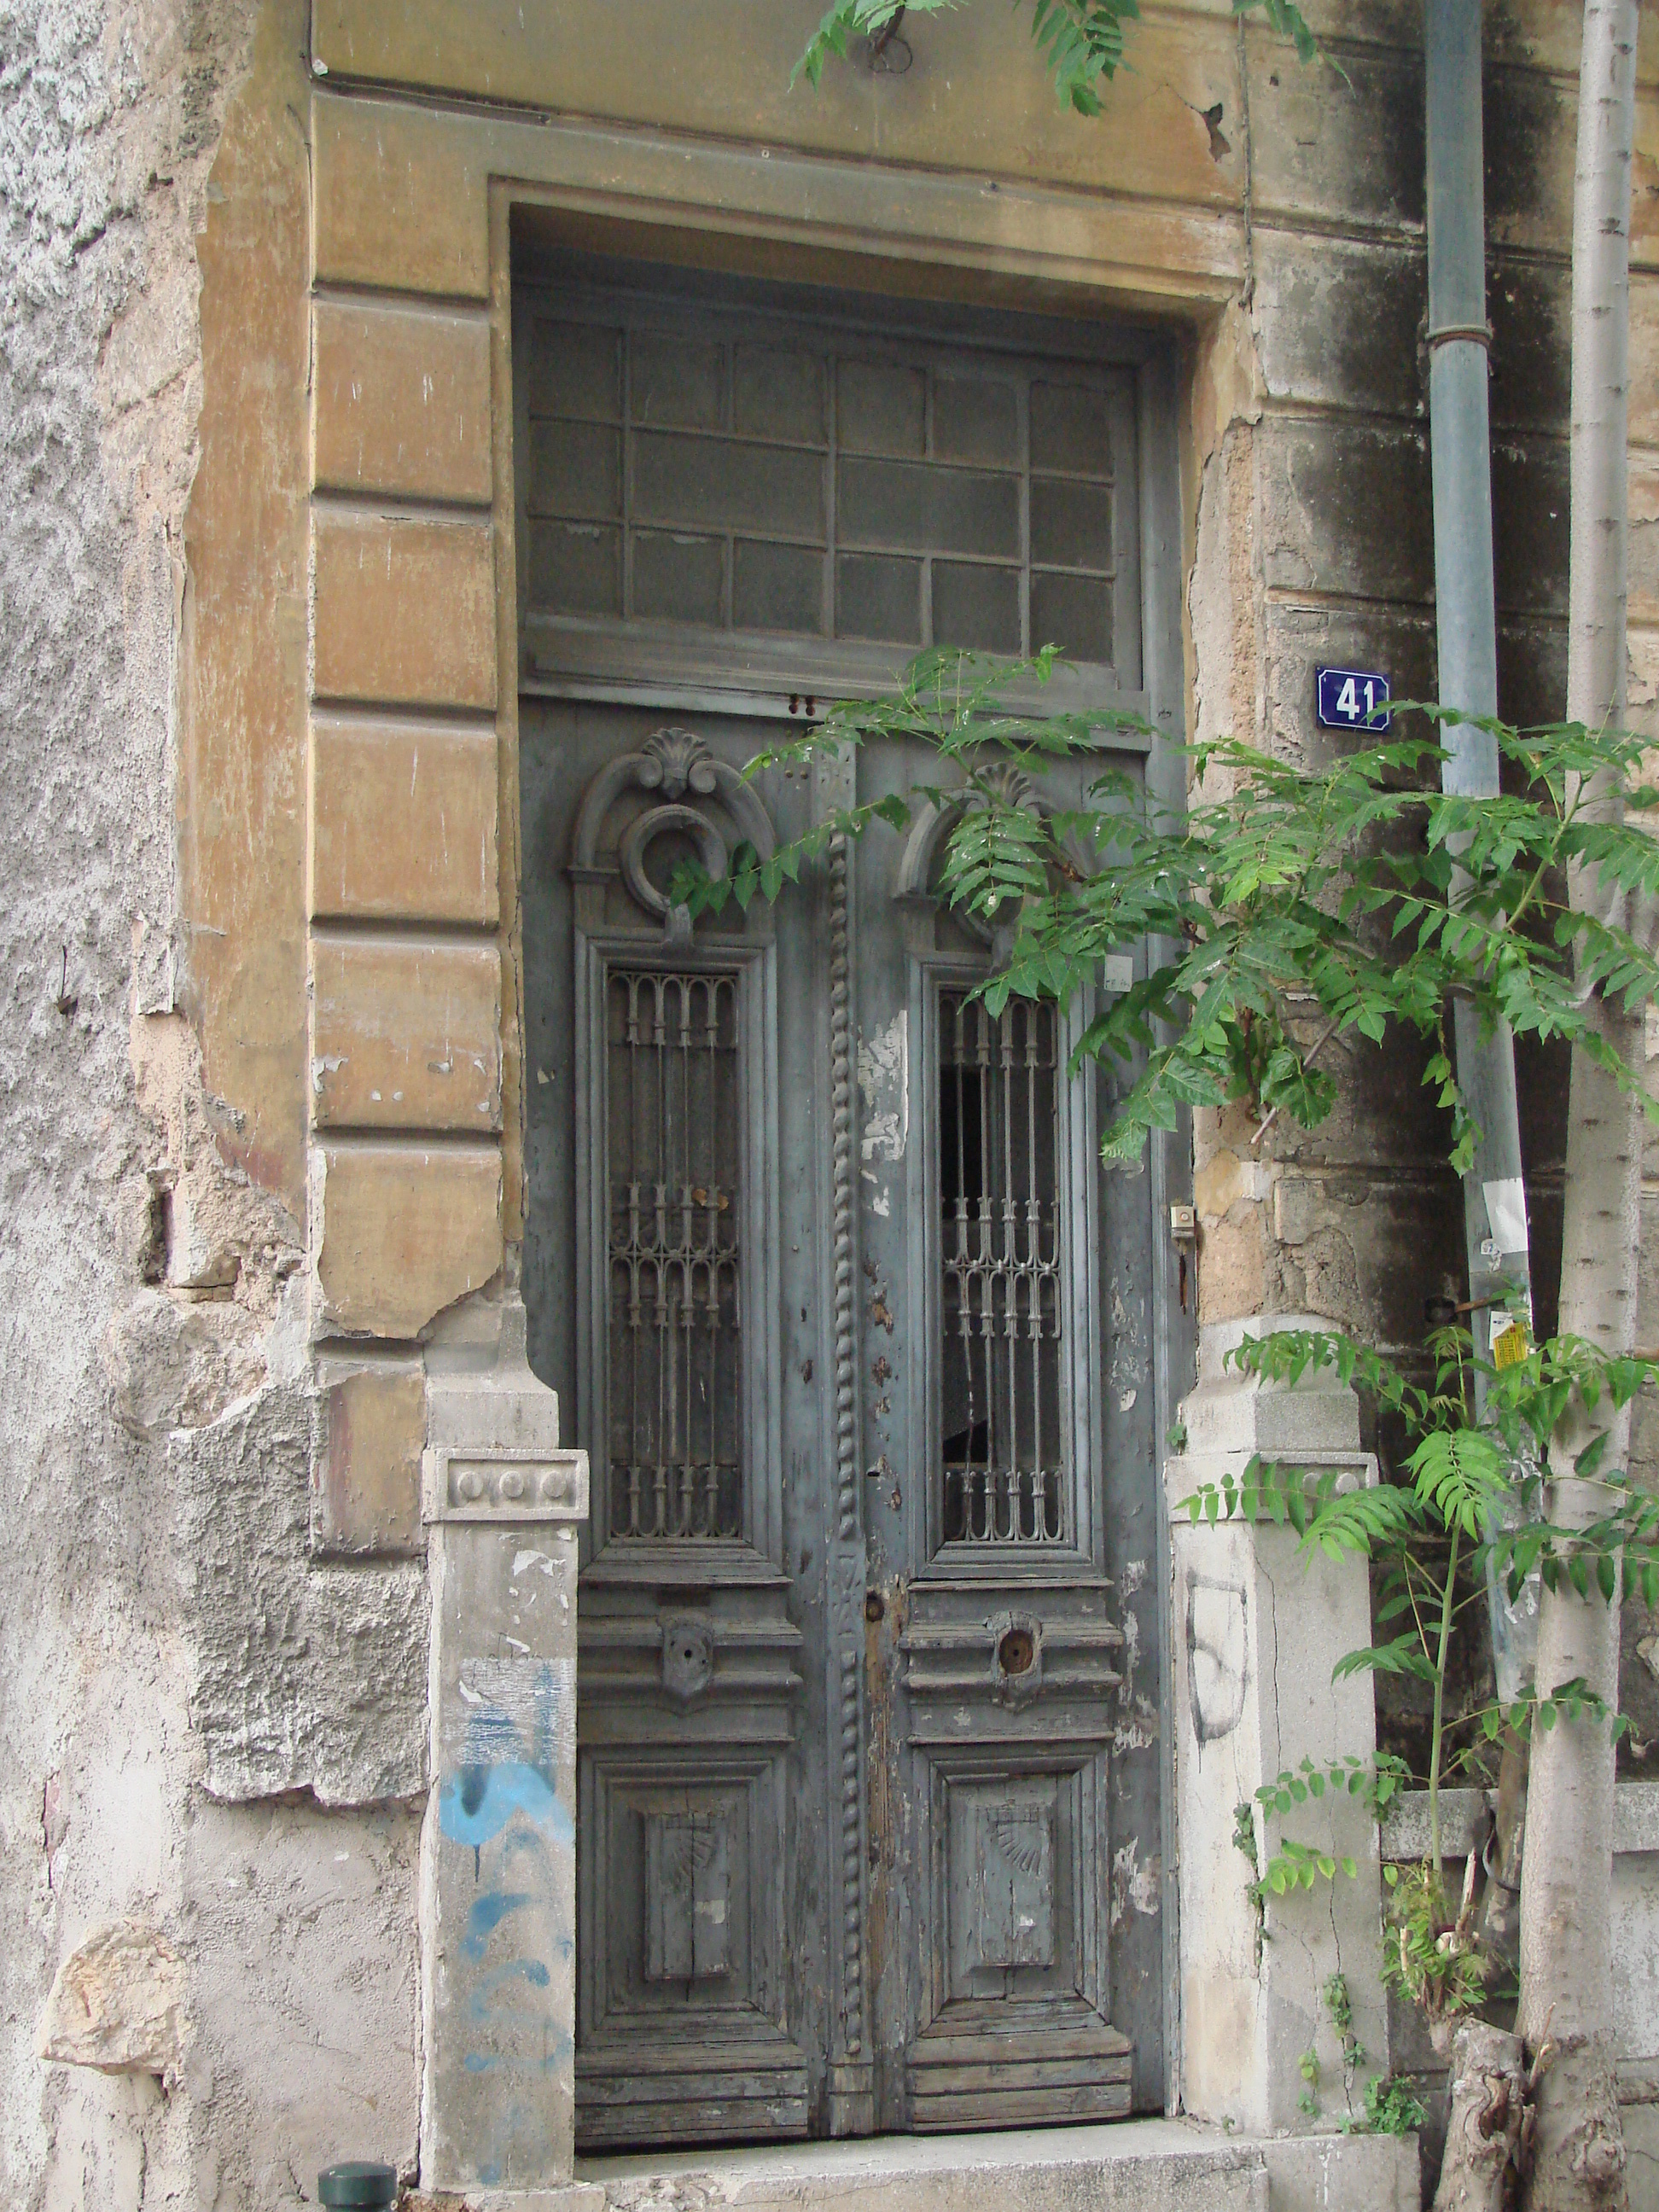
[1516,3,1639,2207]
[1519,1002,1639,2212]
[1435,2023,1527,2212]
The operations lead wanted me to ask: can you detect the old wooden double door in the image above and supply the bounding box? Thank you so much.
[517,261,1173,2148]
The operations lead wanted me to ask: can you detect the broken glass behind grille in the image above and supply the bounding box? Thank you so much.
[526,311,1119,667]
[938,992,1066,1544]
[607,969,742,1540]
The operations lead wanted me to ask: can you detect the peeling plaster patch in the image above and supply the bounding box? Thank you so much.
[1121,1557,1149,1598]
[175,1382,428,1804]
[37,1922,188,2086]
[1118,1387,1137,1412]
[858,1014,908,1163]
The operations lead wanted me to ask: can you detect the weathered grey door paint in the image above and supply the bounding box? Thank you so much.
[516,265,1185,2149]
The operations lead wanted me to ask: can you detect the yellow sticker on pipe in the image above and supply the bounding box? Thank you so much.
[1491,1313,1529,1371]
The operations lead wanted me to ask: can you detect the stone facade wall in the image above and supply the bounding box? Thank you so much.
[2,0,1656,2204]
[0,4,427,2206]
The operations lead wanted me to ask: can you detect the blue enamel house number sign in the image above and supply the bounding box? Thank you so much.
[1316,666,1391,730]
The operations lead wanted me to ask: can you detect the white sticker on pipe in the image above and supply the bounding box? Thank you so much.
[1482,1177,1529,1254]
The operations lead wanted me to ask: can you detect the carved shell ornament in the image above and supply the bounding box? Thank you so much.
[893,760,1078,948]
[636,725,718,803]
[569,725,776,945]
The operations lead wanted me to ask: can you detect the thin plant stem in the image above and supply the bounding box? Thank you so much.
[1429,1518,1462,1886]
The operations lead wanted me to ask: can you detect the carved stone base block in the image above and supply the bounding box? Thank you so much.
[1164,1318,1388,2137]
[420,1299,588,2193]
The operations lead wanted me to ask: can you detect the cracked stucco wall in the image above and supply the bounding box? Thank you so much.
[0,5,422,2206]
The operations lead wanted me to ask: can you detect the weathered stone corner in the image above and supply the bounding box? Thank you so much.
[420,1292,588,2196]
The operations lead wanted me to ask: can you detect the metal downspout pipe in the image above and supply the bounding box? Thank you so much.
[1424,0,1537,1701]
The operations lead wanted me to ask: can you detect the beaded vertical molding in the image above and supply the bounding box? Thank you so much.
[818,748,870,2078]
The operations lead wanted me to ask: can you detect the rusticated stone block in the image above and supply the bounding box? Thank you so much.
[312,1141,503,1338]
[312,90,490,299]
[1634,450,1659,629]
[312,300,492,504]
[310,718,499,926]
[311,1363,428,1556]
[312,510,496,711]
[311,2,1242,213]
[310,937,502,1132]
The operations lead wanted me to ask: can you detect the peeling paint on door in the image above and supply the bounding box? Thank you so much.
[857,1014,908,1163]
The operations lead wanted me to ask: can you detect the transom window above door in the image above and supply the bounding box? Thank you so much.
[516,275,1145,707]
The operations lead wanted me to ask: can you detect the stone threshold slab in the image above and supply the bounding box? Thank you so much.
[575,2118,1267,2212]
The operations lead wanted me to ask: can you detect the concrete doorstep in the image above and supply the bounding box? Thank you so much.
[546,2116,1419,2212]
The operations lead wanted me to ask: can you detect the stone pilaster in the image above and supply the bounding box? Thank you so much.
[1166,1318,1388,2138]
[419,1297,586,2194]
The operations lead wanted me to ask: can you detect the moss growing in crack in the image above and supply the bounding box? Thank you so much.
[1297,2046,1322,2117]
[1232,1799,1265,1970]
[1323,1969,1365,2109]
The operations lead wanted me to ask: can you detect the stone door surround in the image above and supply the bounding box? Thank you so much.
[300,70,1233,2197]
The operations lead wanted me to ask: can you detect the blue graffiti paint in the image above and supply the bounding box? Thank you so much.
[499,1822,558,1873]
[469,1958,552,2023]
[529,1662,566,1782]
[460,1891,534,1963]
[456,1667,568,1776]
[439,1762,574,1853]
[463,2052,498,2075]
